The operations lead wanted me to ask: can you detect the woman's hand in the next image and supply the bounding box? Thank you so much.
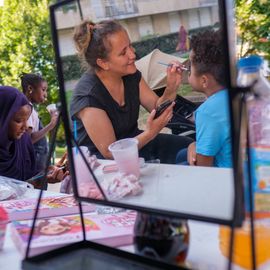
[145,101,174,138]
[164,61,183,99]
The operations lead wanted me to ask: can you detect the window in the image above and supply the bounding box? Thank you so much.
[168,12,181,33]
[188,9,200,29]
[92,0,105,18]
[138,16,154,38]
[199,7,212,26]
[104,0,138,17]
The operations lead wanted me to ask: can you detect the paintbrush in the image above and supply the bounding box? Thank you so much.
[157,61,189,71]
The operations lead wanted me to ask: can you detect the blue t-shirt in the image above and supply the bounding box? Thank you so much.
[195,89,232,168]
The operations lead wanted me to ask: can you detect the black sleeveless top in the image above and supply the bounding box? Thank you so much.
[70,70,142,158]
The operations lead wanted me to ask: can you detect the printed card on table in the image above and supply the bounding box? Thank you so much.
[0,194,95,221]
[10,210,136,256]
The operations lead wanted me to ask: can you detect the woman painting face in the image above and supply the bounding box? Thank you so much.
[103,30,137,76]
[8,104,32,140]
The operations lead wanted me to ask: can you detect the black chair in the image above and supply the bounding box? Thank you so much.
[154,88,200,140]
[167,95,197,140]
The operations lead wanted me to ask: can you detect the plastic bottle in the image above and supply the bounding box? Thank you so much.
[237,55,270,216]
[219,56,270,269]
[219,220,270,269]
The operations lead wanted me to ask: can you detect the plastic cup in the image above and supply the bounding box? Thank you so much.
[46,103,57,114]
[108,138,140,177]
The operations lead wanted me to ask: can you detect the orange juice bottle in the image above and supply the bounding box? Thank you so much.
[219,219,270,269]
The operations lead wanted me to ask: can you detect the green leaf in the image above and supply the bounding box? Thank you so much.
[0,0,64,142]
[236,0,270,60]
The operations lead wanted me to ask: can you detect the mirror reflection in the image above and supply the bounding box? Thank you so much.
[54,0,235,221]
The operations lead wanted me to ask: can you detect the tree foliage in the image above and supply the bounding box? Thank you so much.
[235,0,270,60]
[0,0,65,142]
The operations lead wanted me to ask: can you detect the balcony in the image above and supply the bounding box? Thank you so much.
[104,0,138,19]
[199,0,218,6]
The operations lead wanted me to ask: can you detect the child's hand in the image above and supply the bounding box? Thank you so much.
[187,142,197,165]
[47,165,67,183]
[49,110,58,129]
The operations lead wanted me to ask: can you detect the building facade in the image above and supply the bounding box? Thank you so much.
[55,0,218,57]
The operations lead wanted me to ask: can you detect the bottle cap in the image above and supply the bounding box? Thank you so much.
[237,55,263,69]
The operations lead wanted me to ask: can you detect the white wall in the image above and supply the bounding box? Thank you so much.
[199,7,212,27]
[168,12,181,33]
[188,9,200,29]
[58,29,76,57]
[137,16,154,37]
[91,0,105,18]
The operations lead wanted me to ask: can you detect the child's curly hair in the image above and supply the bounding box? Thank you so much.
[190,29,227,87]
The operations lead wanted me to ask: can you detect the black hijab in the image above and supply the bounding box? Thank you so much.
[0,86,36,181]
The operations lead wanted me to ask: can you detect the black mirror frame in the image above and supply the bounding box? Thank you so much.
[49,0,245,227]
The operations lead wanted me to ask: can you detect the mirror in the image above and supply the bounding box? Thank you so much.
[50,0,243,225]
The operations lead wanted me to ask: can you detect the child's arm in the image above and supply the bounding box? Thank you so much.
[30,112,58,144]
[187,142,214,166]
[187,142,196,165]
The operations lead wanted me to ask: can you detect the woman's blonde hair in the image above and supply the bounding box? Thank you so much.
[73,20,124,71]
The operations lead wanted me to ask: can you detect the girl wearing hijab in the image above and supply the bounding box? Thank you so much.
[0,86,36,181]
[0,86,65,187]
